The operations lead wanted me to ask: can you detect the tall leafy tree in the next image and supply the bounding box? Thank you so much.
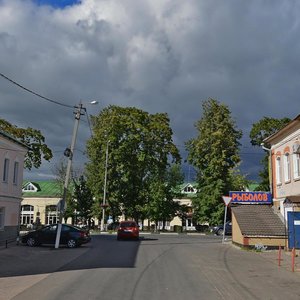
[0,118,52,169]
[186,98,242,225]
[73,176,94,226]
[85,105,180,223]
[146,164,184,230]
[250,116,290,191]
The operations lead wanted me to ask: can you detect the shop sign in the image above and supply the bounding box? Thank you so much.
[229,191,272,204]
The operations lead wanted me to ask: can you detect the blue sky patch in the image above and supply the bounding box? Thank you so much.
[34,0,81,8]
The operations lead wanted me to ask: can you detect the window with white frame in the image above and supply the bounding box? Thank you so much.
[0,207,4,229]
[22,182,38,192]
[293,153,300,179]
[3,158,9,182]
[276,156,282,185]
[46,205,58,225]
[20,205,34,226]
[13,161,19,185]
[183,185,197,193]
[284,153,291,182]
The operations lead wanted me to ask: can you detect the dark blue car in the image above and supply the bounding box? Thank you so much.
[21,224,91,248]
[212,221,232,236]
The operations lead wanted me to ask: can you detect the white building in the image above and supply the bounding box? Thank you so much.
[264,115,300,221]
[0,130,27,242]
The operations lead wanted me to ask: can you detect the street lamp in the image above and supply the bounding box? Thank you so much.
[100,140,109,231]
[55,100,98,249]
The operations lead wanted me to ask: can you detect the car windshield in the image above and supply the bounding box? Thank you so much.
[120,222,136,228]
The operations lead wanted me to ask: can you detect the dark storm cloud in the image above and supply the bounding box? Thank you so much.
[1,0,300,180]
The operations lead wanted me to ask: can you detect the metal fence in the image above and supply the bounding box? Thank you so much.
[0,236,19,249]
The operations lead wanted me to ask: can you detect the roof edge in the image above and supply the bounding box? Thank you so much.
[264,114,300,144]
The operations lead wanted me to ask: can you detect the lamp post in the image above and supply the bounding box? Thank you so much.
[55,100,98,249]
[100,140,109,231]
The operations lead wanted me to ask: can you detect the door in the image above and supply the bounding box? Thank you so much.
[288,211,300,249]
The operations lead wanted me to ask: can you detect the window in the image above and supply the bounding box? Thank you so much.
[22,183,38,192]
[184,186,195,193]
[284,153,291,182]
[46,205,58,225]
[3,158,9,182]
[293,153,300,179]
[13,162,19,184]
[0,207,4,229]
[276,157,282,185]
[20,205,34,226]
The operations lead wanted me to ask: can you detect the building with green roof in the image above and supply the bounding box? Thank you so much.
[21,181,63,227]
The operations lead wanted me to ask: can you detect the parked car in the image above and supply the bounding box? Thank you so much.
[211,221,232,236]
[21,224,91,248]
[117,221,139,240]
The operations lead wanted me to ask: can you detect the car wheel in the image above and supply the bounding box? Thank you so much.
[27,237,37,247]
[217,229,224,236]
[67,239,77,248]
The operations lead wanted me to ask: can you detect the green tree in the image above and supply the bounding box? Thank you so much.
[73,176,94,226]
[0,118,52,170]
[250,116,290,191]
[186,98,242,225]
[146,164,184,230]
[85,105,180,223]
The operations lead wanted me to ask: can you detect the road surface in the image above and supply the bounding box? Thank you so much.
[1,234,300,299]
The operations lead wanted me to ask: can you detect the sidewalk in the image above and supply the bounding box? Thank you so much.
[258,247,300,273]
[0,243,90,300]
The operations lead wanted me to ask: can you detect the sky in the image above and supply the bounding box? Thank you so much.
[1,0,299,182]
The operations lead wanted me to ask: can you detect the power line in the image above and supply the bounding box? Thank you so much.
[0,72,74,109]
[84,108,94,137]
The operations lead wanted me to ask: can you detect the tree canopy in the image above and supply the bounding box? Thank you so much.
[146,163,185,230]
[0,118,52,170]
[250,116,290,191]
[73,176,94,226]
[85,105,181,223]
[186,98,243,225]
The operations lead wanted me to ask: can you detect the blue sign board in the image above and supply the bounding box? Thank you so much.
[229,191,272,204]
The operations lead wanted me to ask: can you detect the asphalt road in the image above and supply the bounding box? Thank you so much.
[1,234,300,300]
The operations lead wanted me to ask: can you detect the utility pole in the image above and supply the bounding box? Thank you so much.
[55,103,85,249]
[100,140,109,231]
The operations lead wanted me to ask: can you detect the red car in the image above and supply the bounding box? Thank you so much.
[117,221,139,240]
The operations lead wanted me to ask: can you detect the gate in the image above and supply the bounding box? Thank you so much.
[288,211,300,249]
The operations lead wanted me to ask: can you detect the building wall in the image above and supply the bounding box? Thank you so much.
[269,126,300,219]
[0,138,25,199]
[241,237,286,248]
[232,213,244,245]
[21,197,60,225]
[0,134,26,242]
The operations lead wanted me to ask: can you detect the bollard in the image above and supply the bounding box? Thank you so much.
[278,246,282,266]
[5,240,8,248]
[292,247,295,272]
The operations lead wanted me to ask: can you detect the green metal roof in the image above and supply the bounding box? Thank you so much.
[22,181,63,198]
[247,183,260,191]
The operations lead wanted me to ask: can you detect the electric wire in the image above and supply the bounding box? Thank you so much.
[84,108,94,137]
[0,72,74,109]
